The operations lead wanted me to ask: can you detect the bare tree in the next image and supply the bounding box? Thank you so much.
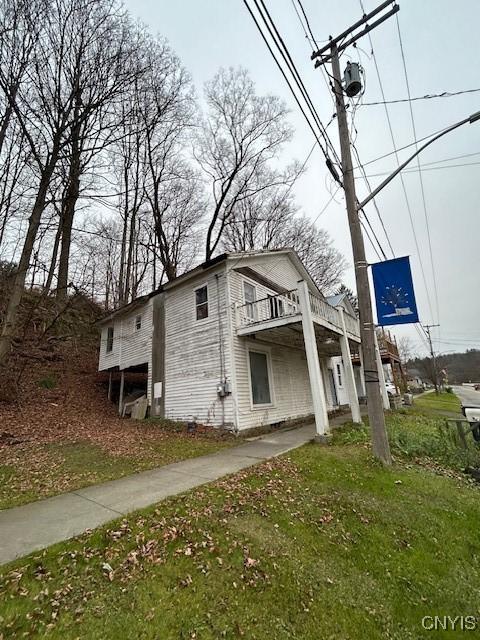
[139,37,200,281]
[54,0,141,302]
[0,0,139,362]
[223,171,298,251]
[281,216,347,293]
[398,335,414,363]
[196,67,295,261]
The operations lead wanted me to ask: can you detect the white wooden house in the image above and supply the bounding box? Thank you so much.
[98,249,366,436]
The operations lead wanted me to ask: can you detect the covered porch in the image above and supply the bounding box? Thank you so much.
[235,280,363,436]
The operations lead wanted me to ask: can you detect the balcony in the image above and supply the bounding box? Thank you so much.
[236,288,360,342]
[376,328,400,360]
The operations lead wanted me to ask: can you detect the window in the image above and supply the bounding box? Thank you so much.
[135,314,142,331]
[336,363,343,387]
[195,285,208,320]
[269,295,284,319]
[106,326,114,353]
[243,281,257,320]
[249,350,272,405]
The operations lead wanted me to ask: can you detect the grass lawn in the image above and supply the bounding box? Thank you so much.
[2,408,480,638]
[0,422,237,510]
[414,391,462,415]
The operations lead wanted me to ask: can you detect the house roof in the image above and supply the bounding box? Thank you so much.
[326,292,357,316]
[326,293,344,307]
[98,248,321,325]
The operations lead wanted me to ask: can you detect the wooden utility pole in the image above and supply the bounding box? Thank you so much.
[423,323,440,393]
[311,1,399,465]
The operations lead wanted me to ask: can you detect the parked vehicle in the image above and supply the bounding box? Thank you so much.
[385,382,397,396]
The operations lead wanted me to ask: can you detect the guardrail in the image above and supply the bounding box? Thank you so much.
[236,287,360,339]
[236,290,299,327]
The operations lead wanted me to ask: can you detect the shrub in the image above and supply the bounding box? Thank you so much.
[333,410,480,472]
[38,375,57,389]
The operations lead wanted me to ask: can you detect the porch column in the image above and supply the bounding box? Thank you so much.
[339,309,362,424]
[374,332,390,410]
[118,370,125,416]
[297,280,329,437]
[358,346,367,397]
[107,371,112,401]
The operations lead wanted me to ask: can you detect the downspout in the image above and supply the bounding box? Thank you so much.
[215,273,226,428]
[224,264,240,435]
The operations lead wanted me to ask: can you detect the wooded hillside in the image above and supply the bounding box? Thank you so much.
[409,350,480,384]
[0,0,347,371]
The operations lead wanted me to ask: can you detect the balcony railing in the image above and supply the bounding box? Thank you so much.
[377,329,399,359]
[237,289,300,327]
[308,292,342,330]
[236,288,360,339]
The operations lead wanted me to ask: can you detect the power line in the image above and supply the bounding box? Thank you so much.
[296,0,392,262]
[351,141,395,258]
[357,123,472,168]
[363,159,480,177]
[362,87,480,106]
[396,12,440,328]
[256,0,340,165]
[292,0,337,108]
[243,0,342,186]
[356,0,435,324]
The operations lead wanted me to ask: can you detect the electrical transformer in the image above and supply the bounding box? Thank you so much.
[344,62,362,97]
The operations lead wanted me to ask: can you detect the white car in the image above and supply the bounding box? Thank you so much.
[385,382,397,396]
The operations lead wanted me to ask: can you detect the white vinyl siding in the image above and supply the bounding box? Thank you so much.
[98,300,154,401]
[164,267,234,427]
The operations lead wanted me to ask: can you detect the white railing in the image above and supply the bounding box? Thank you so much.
[236,287,360,339]
[344,311,360,337]
[308,292,342,330]
[236,290,300,327]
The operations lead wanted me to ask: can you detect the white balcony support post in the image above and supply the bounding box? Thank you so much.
[118,370,125,416]
[358,346,367,397]
[297,280,329,437]
[374,331,390,410]
[339,309,362,424]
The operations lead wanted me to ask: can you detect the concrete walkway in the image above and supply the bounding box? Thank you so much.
[0,415,355,565]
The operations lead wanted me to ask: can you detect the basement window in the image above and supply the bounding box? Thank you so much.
[249,350,272,406]
[106,326,114,353]
[135,314,142,331]
[195,285,208,320]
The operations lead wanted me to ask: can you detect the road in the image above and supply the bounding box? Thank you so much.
[452,385,480,407]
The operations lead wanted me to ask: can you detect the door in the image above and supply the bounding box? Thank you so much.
[328,368,338,407]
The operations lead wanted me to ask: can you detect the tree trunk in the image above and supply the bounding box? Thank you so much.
[56,127,81,303]
[0,164,55,364]
[43,222,62,294]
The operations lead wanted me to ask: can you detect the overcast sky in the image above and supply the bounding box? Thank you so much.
[125,0,480,357]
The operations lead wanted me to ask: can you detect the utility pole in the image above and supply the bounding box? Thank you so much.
[423,324,440,393]
[311,1,399,465]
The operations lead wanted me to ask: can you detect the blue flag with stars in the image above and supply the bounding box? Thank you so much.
[371,256,419,326]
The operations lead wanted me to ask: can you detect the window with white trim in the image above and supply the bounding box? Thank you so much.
[135,314,142,331]
[243,281,257,321]
[106,326,114,353]
[195,285,208,320]
[336,363,343,387]
[249,350,272,405]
